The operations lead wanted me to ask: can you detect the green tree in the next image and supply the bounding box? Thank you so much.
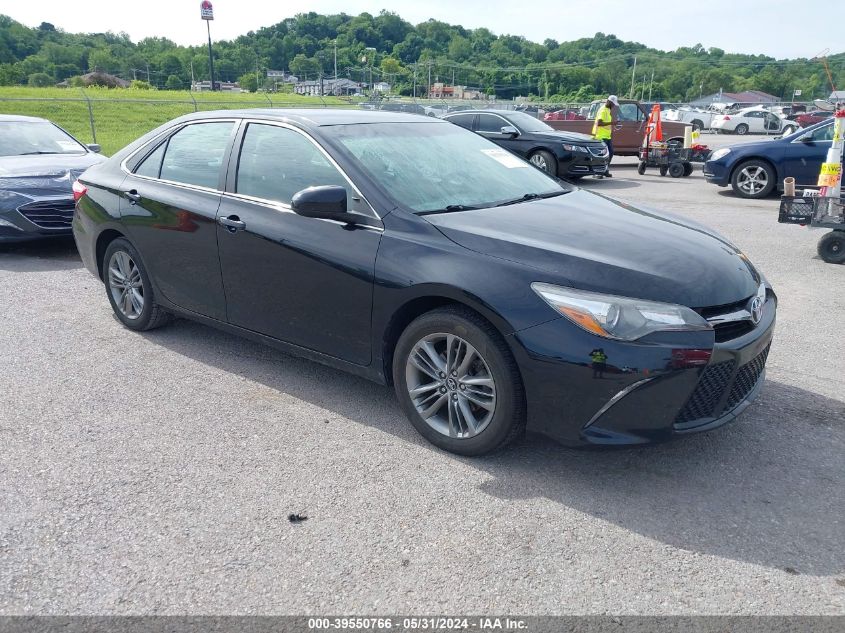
[27,72,53,87]
[164,74,183,90]
[238,72,258,92]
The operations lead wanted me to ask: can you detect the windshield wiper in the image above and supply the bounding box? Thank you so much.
[495,190,568,207]
[418,204,481,216]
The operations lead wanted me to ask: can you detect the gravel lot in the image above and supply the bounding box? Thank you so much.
[1,134,843,615]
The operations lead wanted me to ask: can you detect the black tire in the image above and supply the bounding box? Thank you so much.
[637,161,647,175]
[102,238,171,331]
[659,165,669,177]
[668,162,685,178]
[528,149,557,176]
[735,123,749,135]
[392,306,526,456]
[818,231,845,264]
[682,162,694,176]
[730,159,776,199]
[691,119,704,131]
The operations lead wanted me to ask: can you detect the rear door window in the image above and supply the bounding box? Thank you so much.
[134,142,167,179]
[159,122,235,189]
[447,114,475,130]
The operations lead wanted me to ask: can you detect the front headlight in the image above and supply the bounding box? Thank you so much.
[531,283,712,341]
[562,144,588,153]
[710,148,731,161]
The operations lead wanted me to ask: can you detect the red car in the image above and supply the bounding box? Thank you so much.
[544,109,586,121]
[795,110,833,128]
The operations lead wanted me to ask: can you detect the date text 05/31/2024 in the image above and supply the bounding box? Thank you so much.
[307,617,528,630]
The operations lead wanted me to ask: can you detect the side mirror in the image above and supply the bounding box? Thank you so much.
[291,185,351,222]
[500,125,519,137]
[87,143,101,153]
[798,135,813,143]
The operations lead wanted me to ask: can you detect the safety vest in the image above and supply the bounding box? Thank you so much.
[592,105,613,140]
[590,350,607,363]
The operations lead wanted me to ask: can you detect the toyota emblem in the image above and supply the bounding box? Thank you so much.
[749,296,764,325]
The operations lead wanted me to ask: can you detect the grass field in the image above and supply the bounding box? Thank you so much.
[0,87,356,155]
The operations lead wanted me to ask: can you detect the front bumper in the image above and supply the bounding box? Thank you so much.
[0,197,76,243]
[508,294,776,447]
[703,159,731,186]
[559,148,609,178]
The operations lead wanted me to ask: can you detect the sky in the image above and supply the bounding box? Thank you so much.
[4,0,841,59]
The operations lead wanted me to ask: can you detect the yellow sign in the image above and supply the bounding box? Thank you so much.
[818,173,840,187]
[820,163,841,175]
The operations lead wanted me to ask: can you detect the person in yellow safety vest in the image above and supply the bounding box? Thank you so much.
[590,348,608,379]
[592,94,620,178]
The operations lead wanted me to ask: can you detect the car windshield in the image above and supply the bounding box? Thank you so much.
[502,111,554,133]
[0,121,87,157]
[327,122,566,214]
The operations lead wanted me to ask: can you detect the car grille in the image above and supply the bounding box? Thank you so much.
[587,145,609,157]
[712,320,754,342]
[674,342,771,428]
[17,199,76,229]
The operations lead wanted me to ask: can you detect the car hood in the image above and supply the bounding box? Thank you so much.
[424,190,761,308]
[528,130,600,144]
[0,153,104,197]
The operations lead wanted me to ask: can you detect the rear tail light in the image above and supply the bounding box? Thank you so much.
[723,116,731,121]
[72,180,88,202]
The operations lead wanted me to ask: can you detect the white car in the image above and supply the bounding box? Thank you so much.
[710,107,798,136]
[662,106,719,131]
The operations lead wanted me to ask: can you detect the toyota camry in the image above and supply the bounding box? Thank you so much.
[72,109,776,455]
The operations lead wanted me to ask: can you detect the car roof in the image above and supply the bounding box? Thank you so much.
[174,108,443,127]
[0,114,49,123]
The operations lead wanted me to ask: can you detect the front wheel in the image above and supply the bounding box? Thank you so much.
[731,159,775,198]
[393,306,526,456]
[528,150,557,175]
[668,162,685,178]
[103,238,171,331]
[818,231,845,264]
[637,161,647,175]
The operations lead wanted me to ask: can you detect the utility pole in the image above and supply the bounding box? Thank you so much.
[413,62,417,98]
[201,1,216,90]
[333,40,338,80]
[648,69,654,102]
[146,62,150,83]
[428,60,433,99]
[629,55,637,99]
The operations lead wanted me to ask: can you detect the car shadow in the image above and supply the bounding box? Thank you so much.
[141,318,844,577]
[0,238,82,272]
[576,176,642,191]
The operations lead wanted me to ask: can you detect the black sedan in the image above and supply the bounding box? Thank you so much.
[0,114,104,243]
[73,109,775,455]
[442,110,609,180]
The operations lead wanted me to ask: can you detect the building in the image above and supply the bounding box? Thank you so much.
[266,70,298,84]
[191,81,241,92]
[428,82,486,100]
[294,78,363,97]
[373,82,391,94]
[689,90,780,108]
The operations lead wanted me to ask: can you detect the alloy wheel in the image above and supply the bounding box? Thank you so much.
[737,166,769,195]
[108,250,144,320]
[405,333,497,439]
[529,154,549,171]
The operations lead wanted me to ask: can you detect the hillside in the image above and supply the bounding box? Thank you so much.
[0,11,843,101]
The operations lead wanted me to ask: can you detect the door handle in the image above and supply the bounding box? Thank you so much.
[125,190,141,204]
[218,215,246,232]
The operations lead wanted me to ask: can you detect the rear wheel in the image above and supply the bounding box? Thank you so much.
[392,306,525,456]
[103,238,171,331]
[818,231,845,264]
[637,161,647,175]
[691,119,704,131]
[683,162,694,176]
[731,159,775,198]
[735,123,749,135]
[528,150,557,175]
[668,162,685,178]
[659,165,669,177]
